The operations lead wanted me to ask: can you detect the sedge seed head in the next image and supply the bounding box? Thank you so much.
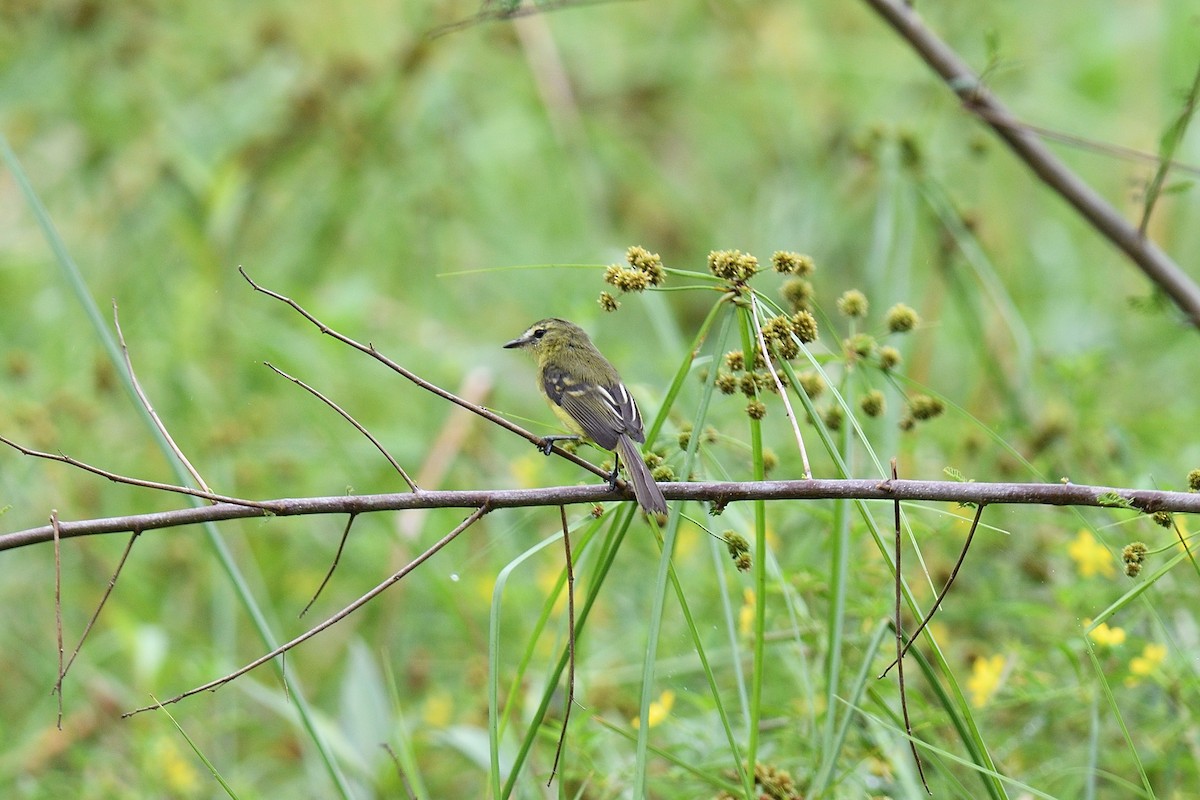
[790,310,818,343]
[780,277,813,310]
[1188,468,1200,492]
[716,371,738,395]
[771,250,814,276]
[885,303,920,333]
[837,289,868,318]
[798,370,825,398]
[626,245,666,286]
[707,249,759,283]
[909,394,945,421]
[860,389,885,417]
[879,345,902,371]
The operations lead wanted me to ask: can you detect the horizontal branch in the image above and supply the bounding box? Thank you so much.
[4,478,1196,552]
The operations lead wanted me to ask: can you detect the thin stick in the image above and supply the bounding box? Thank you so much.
[0,435,272,510]
[113,301,213,496]
[299,514,357,618]
[547,505,576,785]
[749,294,812,478]
[57,529,141,688]
[880,502,986,677]
[890,459,930,793]
[381,744,418,800]
[51,510,64,730]
[427,0,637,40]
[238,267,611,484]
[123,504,489,716]
[264,362,418,491]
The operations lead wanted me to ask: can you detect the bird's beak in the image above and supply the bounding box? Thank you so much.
[503,333,530,349]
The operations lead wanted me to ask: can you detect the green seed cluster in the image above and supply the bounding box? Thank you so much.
[601,245,666,306]
[771,250,814,276]
[837,289,868,318]
[708,249,760,283]
[1123,541,1148,578]
[723,532,752,572]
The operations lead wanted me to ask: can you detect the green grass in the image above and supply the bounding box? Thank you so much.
[2,1,1199,797]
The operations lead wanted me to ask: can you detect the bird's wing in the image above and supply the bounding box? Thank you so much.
[542,365,644,450]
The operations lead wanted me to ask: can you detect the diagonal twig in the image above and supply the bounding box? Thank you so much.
[113,301,214,496]
[56,529,141,691]
[299,514,357,618]
[861,0,1200,328]
[880,501,986,678]
[123,504,490,716]
[264,362,418,492]
[0,435,273,510]
[239,267,614,484]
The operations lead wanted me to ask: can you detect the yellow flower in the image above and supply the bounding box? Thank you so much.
[1068,529,1115,577]
[738,588,756,637]
[153,738,199,795]
[631,690,675,728]
[1087,621,1126,647]
[967,653,1006,707]
[422,690,453,727]
[1126,643,1167,685]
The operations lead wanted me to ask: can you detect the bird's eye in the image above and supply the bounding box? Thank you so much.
[533,328,546,339]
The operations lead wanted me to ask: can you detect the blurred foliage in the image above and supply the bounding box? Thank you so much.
[2,0,1199,797]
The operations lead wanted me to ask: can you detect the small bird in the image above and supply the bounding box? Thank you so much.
[504,318,668,516]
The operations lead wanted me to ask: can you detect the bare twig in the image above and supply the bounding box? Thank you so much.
[381,744,418,800]
[0,435,273,510]
[124,504,490,716]
[427,0,637,40]
[51,510,64,730]
[548,505,576,785]
[750,294,812,478]
[861,0,1200,328]
[264,362,418,492]
[299,514,357,618]
[4,478,1197,552]
[890,460,930,794]
[881,502,986,678]
[238,267,614,484]
[113,301,213,496]
[57,530,141,688]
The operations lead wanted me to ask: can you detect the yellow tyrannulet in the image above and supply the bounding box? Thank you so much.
[504,318,668,516]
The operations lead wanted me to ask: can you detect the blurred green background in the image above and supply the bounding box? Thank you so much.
[2,0,1199,797]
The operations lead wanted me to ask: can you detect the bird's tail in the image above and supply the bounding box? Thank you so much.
[617,434,668,517]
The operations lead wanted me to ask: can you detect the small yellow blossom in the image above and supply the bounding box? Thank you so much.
[1127,643,1167,685]
[739,588,756,637]
[1068,529,1115,578]
[423,690,453,727]
[631,690,675,728]
[1087,621,1126,647]
[967,654,1006,707]
[153,738,200,795]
